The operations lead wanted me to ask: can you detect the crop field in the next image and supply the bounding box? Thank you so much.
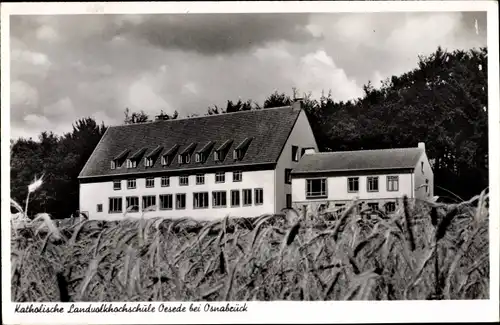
[10,191,489,302]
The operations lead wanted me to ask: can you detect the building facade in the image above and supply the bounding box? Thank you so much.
[291,143,434,215]
[78,104,318,221]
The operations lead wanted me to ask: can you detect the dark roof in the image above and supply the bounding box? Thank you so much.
[79,107,301,178]
[292,148,424,174]
[146,145,163,159]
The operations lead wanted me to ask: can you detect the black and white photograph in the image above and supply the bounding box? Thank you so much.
[2,1,499,324]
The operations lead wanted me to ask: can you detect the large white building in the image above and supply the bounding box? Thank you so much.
[290,143,434,215]
[78,103,318,221]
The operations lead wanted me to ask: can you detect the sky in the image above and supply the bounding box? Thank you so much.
[9,11,487,140]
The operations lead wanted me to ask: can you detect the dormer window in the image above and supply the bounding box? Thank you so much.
[233,137,253,161]
[214,139,233,162]
[179,142,197,165]
[127,147,147,169]
[196,141,215,163]
[111,149,130,170]
[144,145,163,168]
[161,144,180,167]
[126,159,137,168]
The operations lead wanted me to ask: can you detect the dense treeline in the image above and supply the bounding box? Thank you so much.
[10,46,488,218]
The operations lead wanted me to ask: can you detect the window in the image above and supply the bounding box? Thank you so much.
[176,194,186,210]
[213,191,227,207]
[385,202,396,213]
[161,155,171,166]
[243,189,252,206]
[285,169,292,184]
[367,177,379,192]
[96,204,103,212]
[197,141,215,163]
[160,194,173,210]
[231,190,240,207]
[306,179,327,198]
[387,176,399,192]
[144,146,163,168]
[214,140,233,162]
[348,177,359,192]
[109,197,122,213]
[126,196,139,212]
[233,138,253,160]
[113,180,121,190]
[286,194,292,208]
[233,171,242,182]
[146,177,155,188]
[196,174,205,185]
[215,172,225,183]
[161,176,170,187]
[292,145,299,162]
[179,143,196,164]
[421,161,424,173]
[162,144,180,166]
[126,159,137,169]
[178,154,191,164]
[127,179,136,189]
[367,202,379,211]
[179,176,189,186]
[110,161,116,169]
[425,179,430,196]
[194,192,209,209]
[255,188,263,205]
[142,195,156,211]
[117,160,124,169]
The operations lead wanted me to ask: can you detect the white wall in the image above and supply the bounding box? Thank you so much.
[274,110,318,213]
[80,169,275,221]
[413,151,434,200]
[292,172,413,203]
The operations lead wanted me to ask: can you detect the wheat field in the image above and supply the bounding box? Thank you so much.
[10,191,489,302]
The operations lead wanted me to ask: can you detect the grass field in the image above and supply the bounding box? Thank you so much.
[10,191,489,302]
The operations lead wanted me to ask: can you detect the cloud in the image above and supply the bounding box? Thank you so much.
[296,50,363,101]
[42,97,75,118]
[11,80,39,109]
[11,48,51,67]
[127,75,174,115]
[8,12,487,141]
[112,13,318,55]
[36,25,59,42]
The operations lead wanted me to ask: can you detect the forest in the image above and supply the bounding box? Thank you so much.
[10,46,488,219]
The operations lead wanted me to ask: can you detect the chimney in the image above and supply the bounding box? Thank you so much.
[292,97,304,111]
[418,142,425,151]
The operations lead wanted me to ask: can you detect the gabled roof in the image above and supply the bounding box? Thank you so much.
[79,107,301,178]
[292,148,424,174]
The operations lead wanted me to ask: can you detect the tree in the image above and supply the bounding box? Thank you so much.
[263,91,292,108]
[10,117,108,218]
[124,107,151,124]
